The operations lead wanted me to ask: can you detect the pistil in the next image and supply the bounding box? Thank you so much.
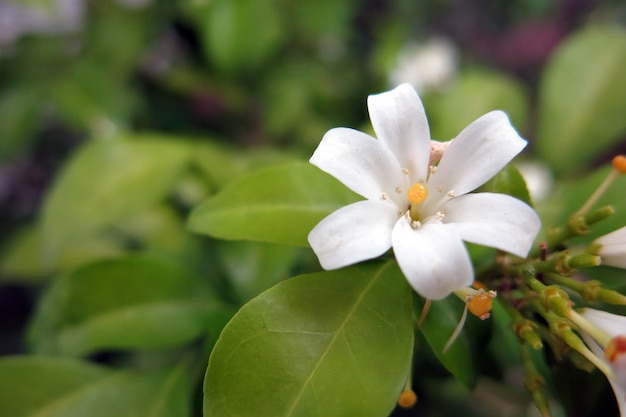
[407,182,428,221]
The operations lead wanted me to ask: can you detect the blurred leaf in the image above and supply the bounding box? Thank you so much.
[28,254,219,356]
[0,356,193,417]
[0,88,40,160]
[536,25,626,176]
[188,161,359,246]
[428,69,528,141]
[289,0,353,40]
[204,261,414,417]
[83,2,155,77]
[479,164,533,206]
[414,295,485,388]
[0,356,111,417]
[116,204,206,266]
[49,63,137,134]
[0,225,124,283]
[191,141,295,192]
[41,135,190,262]
[192,0,286,73]
[216,240,303,303]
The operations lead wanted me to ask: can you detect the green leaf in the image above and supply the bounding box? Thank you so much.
[188,161,359,246]
[428,68,528,141]
[28,254,219,356]
[536,25,626,176]
[49,63,136,133]
[216,240,303,303]
[204,261,414,417]
[0,356,193,417]
[479,164,533,206]
[191,141,295,193]
[41,135,190,261]
[414,295,487,388]
[0,224,124,283]
[0,87,40,160]
[193,0,285,73]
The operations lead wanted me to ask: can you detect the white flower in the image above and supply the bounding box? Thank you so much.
[593,226,626,269]
[578,308,626,415]
[388,38,458,93]
[308,83,540,299]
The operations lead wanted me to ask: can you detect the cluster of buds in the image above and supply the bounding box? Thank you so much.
[500,155,626,416]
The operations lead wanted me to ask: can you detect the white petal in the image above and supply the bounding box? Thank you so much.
[392,218,473,299]
[580,308,626,338]
[442,193,540,257]
[595,226,626,268]
[598,248,626,269]
[367,83,431,182]
[310,127,406,201]
[581,331,626,417]
[596,225,626,247]
[428,111,527,198]
[308,200,399,270]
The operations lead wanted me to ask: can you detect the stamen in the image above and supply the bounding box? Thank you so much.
[417,298,432,329]
[411,220,421,229]
[443,303,468,354]
[436,185,443,193]
[397,390,417,409]
[429,165,437,174]
[381,193,389,200]
[402,168,409,175]
[467,290,497,320]
[395,187,402,194]
[575,154,626,216]
[612,155,626,174]
[447,190,456,198]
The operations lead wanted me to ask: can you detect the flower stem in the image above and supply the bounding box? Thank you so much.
[575,169,619,216]
[520,346,551,417]
[543,205,614,253]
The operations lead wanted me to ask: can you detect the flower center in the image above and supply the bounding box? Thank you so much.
[407,182,428,221]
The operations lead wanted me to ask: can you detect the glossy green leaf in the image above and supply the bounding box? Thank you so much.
[414,295,488,388]
[41,135,190,261]
[204,261,414,417]
[28,255,219,356]
[428,69,528,141]
[188,161,359,246]
[479,164,533,206]
[536,26,626,176]
[0,356,193,417]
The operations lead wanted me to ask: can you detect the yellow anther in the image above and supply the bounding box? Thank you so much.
[612,155,626,174]
[407,182,428,205]
[467,290,497,320]
[398,390,417,408]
